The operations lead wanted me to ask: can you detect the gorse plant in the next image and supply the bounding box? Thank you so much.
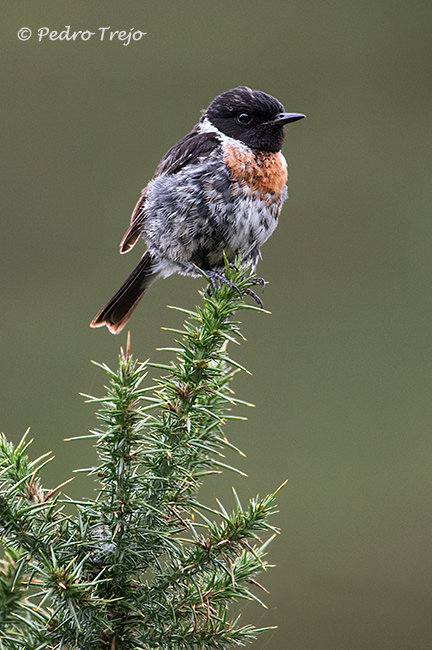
[0,262,285,650]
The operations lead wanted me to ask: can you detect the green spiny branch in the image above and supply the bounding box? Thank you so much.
[0,262,285,650]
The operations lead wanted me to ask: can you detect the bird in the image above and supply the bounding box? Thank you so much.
[90,86,305,334]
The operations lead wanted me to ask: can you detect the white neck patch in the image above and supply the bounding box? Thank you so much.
[198,117,251,153]
[198,117,222,135]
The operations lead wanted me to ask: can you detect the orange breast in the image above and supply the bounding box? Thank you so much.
[223,141,287,195]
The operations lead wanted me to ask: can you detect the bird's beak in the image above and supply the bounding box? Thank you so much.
[267,112,306,126]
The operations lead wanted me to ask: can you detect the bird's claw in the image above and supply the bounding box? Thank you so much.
[243,287,264,308]
[249,276,266,290]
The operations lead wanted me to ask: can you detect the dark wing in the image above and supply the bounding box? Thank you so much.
[120,127,220,254]
[120,187,148,253]
[154,126,220,176]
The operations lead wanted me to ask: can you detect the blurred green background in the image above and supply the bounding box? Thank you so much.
[2,1,432,647]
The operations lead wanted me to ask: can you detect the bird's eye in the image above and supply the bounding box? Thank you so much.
[237,112,253,124]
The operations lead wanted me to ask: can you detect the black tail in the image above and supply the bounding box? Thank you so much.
[90,251,160,334]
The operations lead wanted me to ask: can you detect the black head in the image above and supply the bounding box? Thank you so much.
[202,86,305,153]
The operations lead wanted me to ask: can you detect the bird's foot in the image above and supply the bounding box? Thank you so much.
[205,270,265,308]
[205,270,242,298]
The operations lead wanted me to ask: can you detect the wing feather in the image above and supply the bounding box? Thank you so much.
[119,127,220,254]
[120,188,148,253]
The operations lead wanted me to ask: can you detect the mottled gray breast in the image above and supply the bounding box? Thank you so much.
[142,146,285,272]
